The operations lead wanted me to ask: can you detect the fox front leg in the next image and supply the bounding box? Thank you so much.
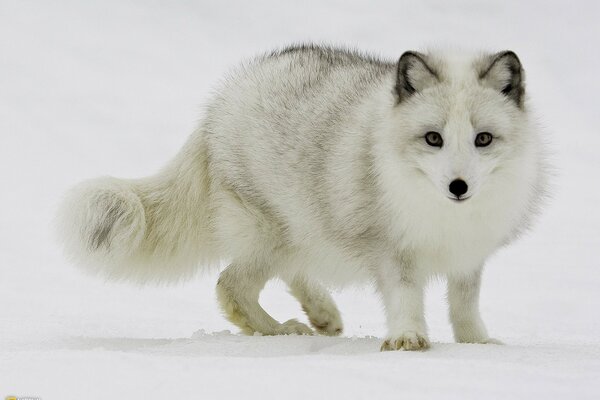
[447,269,502,345]
[376,253,430,351]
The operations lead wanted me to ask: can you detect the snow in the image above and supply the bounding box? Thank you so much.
[1,0,600,399]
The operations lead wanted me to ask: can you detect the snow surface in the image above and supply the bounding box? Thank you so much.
[1,1,600,399]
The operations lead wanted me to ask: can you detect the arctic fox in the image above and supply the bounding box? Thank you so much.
[58,45,547,351]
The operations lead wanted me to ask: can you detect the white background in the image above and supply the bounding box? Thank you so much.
[1,1,599,399]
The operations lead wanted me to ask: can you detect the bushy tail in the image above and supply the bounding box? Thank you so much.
[57,132,219,284]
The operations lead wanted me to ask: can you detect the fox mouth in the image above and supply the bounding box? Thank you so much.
[448,196,471,202]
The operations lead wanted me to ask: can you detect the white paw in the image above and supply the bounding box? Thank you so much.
[305,306,343,336]
[381,331,430,351]
[274,319,314,335]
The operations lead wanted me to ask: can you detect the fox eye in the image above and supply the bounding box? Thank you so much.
[475,132,493,147]
[424,132,443,147]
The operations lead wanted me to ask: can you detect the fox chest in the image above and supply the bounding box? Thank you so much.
[397,205,513,275]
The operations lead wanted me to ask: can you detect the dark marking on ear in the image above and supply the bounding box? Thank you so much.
[479,51,525,108]
[90,205,123,250]
[395,51,439,103]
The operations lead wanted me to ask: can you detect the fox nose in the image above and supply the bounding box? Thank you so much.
[449,179,468,197]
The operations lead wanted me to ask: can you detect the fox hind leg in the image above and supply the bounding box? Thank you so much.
[216,262,313,336]
[286,275,343,336]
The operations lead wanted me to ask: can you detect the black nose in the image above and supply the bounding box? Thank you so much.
[449,179,468,197]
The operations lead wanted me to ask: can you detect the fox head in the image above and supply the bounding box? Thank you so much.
[387,49,538,205]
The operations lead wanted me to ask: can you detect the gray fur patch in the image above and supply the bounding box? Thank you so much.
[90,204,123,250]
[396,249,416,285]
[269,43,391,69]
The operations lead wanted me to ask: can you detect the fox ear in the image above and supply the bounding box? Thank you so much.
[479,51,525,108]
[395,51,439,103]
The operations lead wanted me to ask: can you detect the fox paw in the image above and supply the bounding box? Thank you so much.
[305,306,343,336]
[381,331,430,351]
[274,319,314,335]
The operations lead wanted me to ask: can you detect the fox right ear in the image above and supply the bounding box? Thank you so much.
[479,51,525,108]
[395,51,439,103]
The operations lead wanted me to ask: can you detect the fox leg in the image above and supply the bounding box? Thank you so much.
[376,254,430,351]
[286,275,343,336]
[448,269,502,344]
[216,262,313,335]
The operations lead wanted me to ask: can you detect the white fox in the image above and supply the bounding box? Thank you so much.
[58,45,548,351]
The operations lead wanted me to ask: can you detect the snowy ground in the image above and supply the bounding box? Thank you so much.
[1,1,600,399]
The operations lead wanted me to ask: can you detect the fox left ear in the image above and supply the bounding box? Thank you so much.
[395,51,439,103]
[479,51,525,108]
